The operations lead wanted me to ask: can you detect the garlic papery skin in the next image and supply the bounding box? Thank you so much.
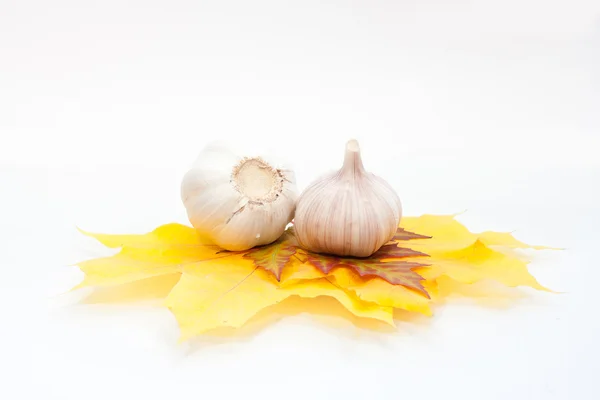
[181,142,298,251]
[294,139,402,258]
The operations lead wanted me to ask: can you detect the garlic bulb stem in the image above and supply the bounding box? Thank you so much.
[231,157,284,203]
[181,143,298,251]
[340,139,365,178]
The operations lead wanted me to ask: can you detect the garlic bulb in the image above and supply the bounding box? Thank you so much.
[294,139,402,258]
[181,142,298,251]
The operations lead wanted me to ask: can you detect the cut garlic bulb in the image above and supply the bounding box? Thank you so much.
[181,142,298,251]
[294,139,402,258]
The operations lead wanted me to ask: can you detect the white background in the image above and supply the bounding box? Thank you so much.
[1,1,599,399]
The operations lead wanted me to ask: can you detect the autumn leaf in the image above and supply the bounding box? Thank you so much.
[324,267,431,315]
[400,215,556,293]
[74,223,222,288]
[78,222,215,250]
[399,214,554,255]
[477,231,560,251]
[81,274,182,305]
[71,214,556,341]
[279,252,433,315]
[164,256,394,340]
[305,244,431,297]
[242,230,297,281]
[371,244,429,259]
[391,227,432,242]
[417,239,552,292]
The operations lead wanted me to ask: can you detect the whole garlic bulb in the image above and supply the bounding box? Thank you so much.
[181,142,298,251]
[294,139,402,258]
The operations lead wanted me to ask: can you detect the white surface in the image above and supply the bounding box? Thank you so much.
[1,1,599,399]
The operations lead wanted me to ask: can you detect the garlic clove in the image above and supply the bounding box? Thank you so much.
[294,139,402,258]
[181,142,298,251]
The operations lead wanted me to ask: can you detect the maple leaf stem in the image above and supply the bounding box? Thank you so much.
[144,254,240,274]
[292,254,306,264]
[220,267,259,298]
[325,276,343,291]
[192,254,239,263]
[202,267,259,311]
[122,254,240,275]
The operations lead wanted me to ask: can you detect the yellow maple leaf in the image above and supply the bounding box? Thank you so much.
[71,214,555,341]
[75,223,220,288]
[163,256,394,340]
[329,268,433,316]
[77,223,210,249]
[398,214,552,292]
[80,273,182,304]
[400,214,553,253]
[417,240,550,291]
[279,259,432,316]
